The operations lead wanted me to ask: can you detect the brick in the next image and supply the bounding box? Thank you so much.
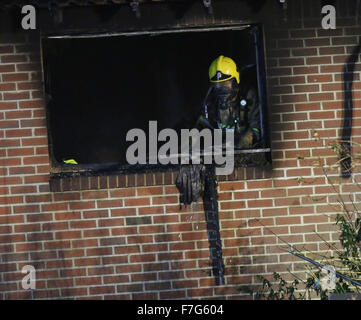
[74,257,101,267]
[116,265,141,274]
[69,201,95,210]
[55,211,81,220]
[89,286,115,295]
[88,266,114,276]
[83,228,110,238]
[233,191,259,199]
[268,67,292,76]
[293,66,318,75]
[182,232,207,241]
[0,83,16,91]
[98,218,124,227]
[17,118,47,127]
[292,48,317,56]
[308,74,333,82]
[321,83,342,91]
[82,190,108,199]
[154,233,181,243]
[0,120,19,130]
[279,57,304,66]
[0,215,23,227]
[276,216,302,225]
[294,84,319,93]
[332,36,357,45]
[281,94,307,103]
[19,100,44,109]
[138,225,164,234]
[17,82,42,90]
[22,137,48,146]
[5,291,32,299]
[280,76,305,85]
[278,39,303,48]
[305,38,330,47]
[46,278,74,288]
[319,46,345,55]
[99,237,126,246]
[70,220,96,229]
[296,120,322,129]
[306,56,331,65]
[55,231,82,240]
[60,268,86,278]
[220,201,245,210]
[246,180,272,189]
[61,288,87,297]
[125,216,152,226]
[97,199,123,208]
[158,251,183,261]
[111,227,137,236]
[248,199,273,208]
[0,101,17,110]
[2,73,28,82]
[248,218,274,227]
[0,63,15,72]
[27,232,53,241]
[152,196,178,205]
[270,86,292,95]
[4,92,29,100]
[262,207,288,217]
[27,213,53,223]
[42,203,67,212]
[1,54,27,63]
[76,277,102,286]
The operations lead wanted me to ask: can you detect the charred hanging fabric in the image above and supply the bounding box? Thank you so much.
[176,164,205,205]
[176,164,225,285]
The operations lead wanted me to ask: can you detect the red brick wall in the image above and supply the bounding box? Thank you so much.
[1,2,361,299]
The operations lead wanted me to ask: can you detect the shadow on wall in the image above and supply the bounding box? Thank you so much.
[341,41,361,178]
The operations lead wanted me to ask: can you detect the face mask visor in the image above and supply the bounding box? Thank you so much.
[211,79,239,110]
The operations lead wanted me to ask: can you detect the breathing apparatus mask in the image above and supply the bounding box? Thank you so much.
[203,79,240,129]
[213,79,239,110]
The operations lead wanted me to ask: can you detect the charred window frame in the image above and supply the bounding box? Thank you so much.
[41,23,271,177]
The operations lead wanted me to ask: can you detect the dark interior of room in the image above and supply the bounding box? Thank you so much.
[42,26,261,166]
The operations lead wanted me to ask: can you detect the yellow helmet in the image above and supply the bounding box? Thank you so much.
[208,55,240,84]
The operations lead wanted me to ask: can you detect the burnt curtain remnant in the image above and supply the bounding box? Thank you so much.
[341,42,361,177]
[176,164,225,285]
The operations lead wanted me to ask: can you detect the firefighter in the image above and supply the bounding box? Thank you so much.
[176,55,262,205]
[196,55,261,149]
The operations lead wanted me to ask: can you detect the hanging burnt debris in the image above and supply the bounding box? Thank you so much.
[176,164,225,285]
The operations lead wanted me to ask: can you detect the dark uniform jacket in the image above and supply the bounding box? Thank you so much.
[197,82,261,149]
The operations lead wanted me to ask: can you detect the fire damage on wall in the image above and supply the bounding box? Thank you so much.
[24,1,275,285]
[2,0,355,289]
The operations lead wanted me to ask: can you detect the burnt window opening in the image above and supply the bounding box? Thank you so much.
[42,24,271,175]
